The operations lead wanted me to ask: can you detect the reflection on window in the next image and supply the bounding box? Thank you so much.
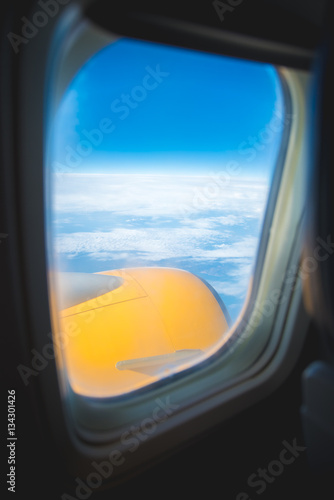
[46,38,285,397]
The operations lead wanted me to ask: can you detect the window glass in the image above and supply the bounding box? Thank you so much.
[46,38,284,397]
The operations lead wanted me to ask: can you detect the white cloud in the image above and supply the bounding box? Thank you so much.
[209,260,254,298]
[51,173,269,219]
[55,226,259,266]
[55,226,219,260]
[180,214,246,229]
[209,280,249,297]
[50,173,267,317]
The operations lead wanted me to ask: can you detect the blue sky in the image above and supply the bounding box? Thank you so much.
[51,38,284,180]
[49,38,285,324]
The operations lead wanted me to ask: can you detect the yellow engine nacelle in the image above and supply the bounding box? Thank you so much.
[51,268,230,397]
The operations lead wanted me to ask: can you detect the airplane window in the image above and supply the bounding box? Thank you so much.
[46,37,285,398]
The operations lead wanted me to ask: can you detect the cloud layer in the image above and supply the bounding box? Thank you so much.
[52,173,268,217]
[49,173,269,320]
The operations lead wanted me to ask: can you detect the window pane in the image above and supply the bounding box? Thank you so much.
[46,38,285,397]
